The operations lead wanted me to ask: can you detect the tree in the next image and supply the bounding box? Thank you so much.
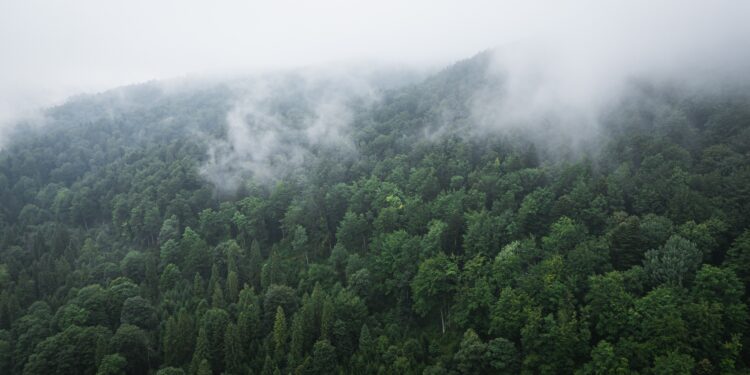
[311,339,337,375]
[357,324,375,359]
[451,255,493,331]
[111,324,150,375]
[201,308,229,373]
[189,328,209,375]
[74,285,110,327]
[643,235,702,287]
[263,284,297,326]
[155,368,185,375]
[261,249,286,289]
[633,287,689,359]
[273,306,287,362]
[120,296,157,329]
[463,210,499,258]
[411,253,458,334]
[224,323,244,375]
[651,351,694,375]
[54,304,89,330]
[725,228,750,289]
[454,329,486,374]
[160,240,181,270]
[106,278,139,327]
[226,271,239,303]
[196,359,212,375]
[260,355,276,375]
[520,308,590,374]
[237,287,261,355]
[515,187,554,237]
[485,337,519,375]
[585,271,633,341]
[22,325,110,375]
[96,354,127,375]
[577,341,629,375]
[608,215,643,270]
[163,309,195,367]
[182,227,210,278]
[247,240,263,291]
[372,231,421,305]
[158,215,180,245]
[211,283,225,308]
[489,287,531,341]
[336,211,368,252]
[120,251,147,284]
[542,216,587,254]
[159,263,181,291]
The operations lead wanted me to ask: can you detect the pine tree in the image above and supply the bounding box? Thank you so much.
[175,309,196,365]
[273,306,288,362]
[319,299,334,340]
[224,323,244,374]
[189,328,209,375]
[358,324,374,357]
[193,273,205,299]
[208,264,221,297]
[289,313,305,366]
[163,315,179,366]
[248,240,263,291]
[211,283,225,308]
[455,329,487,374]
[312,339,337,374]
[261,355,276,375]
[238,287,260,354]
[196,359,212,375]
[226,271,239,304]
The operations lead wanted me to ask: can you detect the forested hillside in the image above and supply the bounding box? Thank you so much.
[1,52,750,375]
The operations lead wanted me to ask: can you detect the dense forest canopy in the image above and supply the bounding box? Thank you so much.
[1,50,750,375]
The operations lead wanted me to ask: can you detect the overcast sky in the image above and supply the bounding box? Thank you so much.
[1,0,749,126]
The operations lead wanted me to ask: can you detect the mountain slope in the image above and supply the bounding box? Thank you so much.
[1,52,750,374]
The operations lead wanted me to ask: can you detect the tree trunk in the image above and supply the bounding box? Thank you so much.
[440,306,446,335]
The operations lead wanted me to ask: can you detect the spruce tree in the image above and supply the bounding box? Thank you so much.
[224,323,243,375]
[273,306,287,362]
[189,328,209,375]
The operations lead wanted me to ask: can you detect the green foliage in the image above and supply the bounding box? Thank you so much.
[155,368,185,375]
[189,327,209,375]
[23,325,110,375]
[1,51,749,375]
[454,328,486,374]
[111,324,150,375]
[201,308,229,373]
[311,339,337,374]
[120,296,157,329]
[485,337,520,374]
[224,323,244,374]
[586,271,633,341]
[643,235,702,287]
[411,253,457,327]
[651,351,694,375]
[577,341,629,375]
[96,354,127,375]
[273,306,287,361]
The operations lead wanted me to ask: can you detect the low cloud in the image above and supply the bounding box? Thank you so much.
[199,66,394,191]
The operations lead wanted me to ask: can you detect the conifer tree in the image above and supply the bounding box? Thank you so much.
[189,328,209,375]
[224,323,243,375]
[273,306,288,362]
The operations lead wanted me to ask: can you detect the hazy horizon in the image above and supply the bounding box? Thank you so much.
[2,0,749,128]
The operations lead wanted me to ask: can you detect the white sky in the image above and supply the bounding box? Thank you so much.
[1,0,749,126]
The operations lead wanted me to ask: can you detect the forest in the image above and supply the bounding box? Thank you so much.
[1,51,750,375]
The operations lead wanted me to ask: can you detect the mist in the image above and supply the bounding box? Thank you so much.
[199,65,408,191]
[2,0,750,176]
